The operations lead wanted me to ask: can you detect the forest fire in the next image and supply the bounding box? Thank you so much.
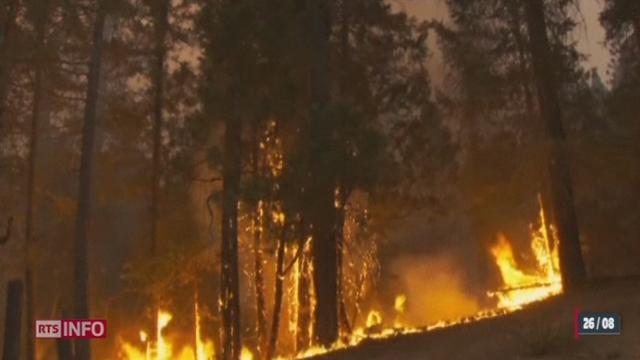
[114,197,562,360]
[277,200,563,358]
[3,0,637,358]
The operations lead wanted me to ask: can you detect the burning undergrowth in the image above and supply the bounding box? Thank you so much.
[108,119,563,360]
[112,192,562,360]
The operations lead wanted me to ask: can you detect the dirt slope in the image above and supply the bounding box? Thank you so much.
[310,278,640,360]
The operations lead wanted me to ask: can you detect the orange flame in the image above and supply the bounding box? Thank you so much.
[487,196,562,310]
[118,304,215,360]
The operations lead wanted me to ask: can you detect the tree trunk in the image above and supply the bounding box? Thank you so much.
[253,209,267,355]
[251,125,267,356]
[524,0,586,290]
[336,1,351,337]
[0,0,17,123]
[25,270,35,359]
[2,279,23,360]
[25,3,50,359]
[150,0,169,255]
[149,0,169,349]
[73,1,107,359]
[307,0,339,347]
[57,309,74,360]
[220,87,243,360]
[335,191,351,336]
[57,338,74,360]
[265,229,286,360]
[634,17,640,55]
[634,17,640,79]
[295,250,311,352]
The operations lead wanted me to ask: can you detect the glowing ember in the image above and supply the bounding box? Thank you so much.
[394,294,407,314]
[394,294,407,327]
[139,330,148,343]
[365,310,382,328]
[241,346,254,360]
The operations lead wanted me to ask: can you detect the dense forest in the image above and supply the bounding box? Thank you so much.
[0,0,638,359]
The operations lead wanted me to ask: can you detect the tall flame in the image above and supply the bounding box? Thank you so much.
[488,195,562,310]
[156,310,173,360]
[195,298,215,360]
[393,294,407,327]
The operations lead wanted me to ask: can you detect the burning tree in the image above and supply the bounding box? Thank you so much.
[524,0,586,290]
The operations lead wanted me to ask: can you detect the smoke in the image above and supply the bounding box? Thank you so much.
[390,254,480,326]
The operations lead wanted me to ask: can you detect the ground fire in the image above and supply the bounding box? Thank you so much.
[114,196,562,359]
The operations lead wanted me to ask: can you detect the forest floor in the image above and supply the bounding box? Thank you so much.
[308,277,640,360]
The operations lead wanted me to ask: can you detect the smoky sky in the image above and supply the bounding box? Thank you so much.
[390,0,613,83]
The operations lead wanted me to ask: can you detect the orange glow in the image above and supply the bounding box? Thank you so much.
[365,310,382,328]
[157,310,172,360]
[487,196,562,310]
[118,304,215,360]
[241,347,254,360]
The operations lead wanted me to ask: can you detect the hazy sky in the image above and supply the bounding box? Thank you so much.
[390,0,612,83]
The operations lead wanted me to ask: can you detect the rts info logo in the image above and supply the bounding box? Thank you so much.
[36,320,107,339]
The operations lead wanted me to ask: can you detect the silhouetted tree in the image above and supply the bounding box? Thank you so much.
[73,1,108,358]
[524,0,586,290]
[24,0,51,357]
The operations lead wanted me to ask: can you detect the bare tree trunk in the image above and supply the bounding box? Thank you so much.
[0,0,17,123]
[2,279,23,360]
[73,1,107,359]
[150,0,169,255]
[148,0,169,349]
[251,125,267,356]
[524,0,586,290]
[57,310,74,360]
[307,0,339,347]
[25,270,35,358]
[335,191,351,336]
[265,229,286,360]
[634,17,640,55]
[220,87,243,360]
[253,213,267,354]
[634,18,640,79]
[57,339,74,360]
[336,1,352,338]
[25,3,50,359]
[295,248,311,352]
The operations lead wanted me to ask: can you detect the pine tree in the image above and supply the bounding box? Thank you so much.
[73,1,108,358]
[306,0,340,347]
[524,0,586,290]
[24,1,51,358]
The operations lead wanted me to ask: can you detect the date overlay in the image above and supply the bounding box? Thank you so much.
[575,309,621,337]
